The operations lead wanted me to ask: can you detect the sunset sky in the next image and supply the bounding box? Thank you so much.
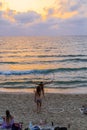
[0,0,87,36]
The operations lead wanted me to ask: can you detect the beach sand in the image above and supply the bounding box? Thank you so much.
[0,89,87,130]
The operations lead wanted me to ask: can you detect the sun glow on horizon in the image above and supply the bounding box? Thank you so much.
[0,0,57,20]
[0,0,79,20]
[3,0,55,15]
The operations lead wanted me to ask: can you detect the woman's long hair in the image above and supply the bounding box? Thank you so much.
[6,110,11,123]
[36,86,41,96]
[39,82,44,91]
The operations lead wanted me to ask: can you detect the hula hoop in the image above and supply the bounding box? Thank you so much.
[31,73,55,85]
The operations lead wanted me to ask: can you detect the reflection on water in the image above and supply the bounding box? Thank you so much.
[0,36,87,90]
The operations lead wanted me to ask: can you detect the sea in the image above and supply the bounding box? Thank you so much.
[0,36,87,92]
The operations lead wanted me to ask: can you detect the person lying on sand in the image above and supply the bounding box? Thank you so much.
[81,105,87,114]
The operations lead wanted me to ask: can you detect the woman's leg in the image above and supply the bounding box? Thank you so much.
[37,101,39,113]
[37,101,41,113]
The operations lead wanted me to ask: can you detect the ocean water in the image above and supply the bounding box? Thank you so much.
[0,36,87,90]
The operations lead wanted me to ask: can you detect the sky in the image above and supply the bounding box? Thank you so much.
[0,0,87,36]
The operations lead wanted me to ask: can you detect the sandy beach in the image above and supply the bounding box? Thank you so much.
[0,89,87,130]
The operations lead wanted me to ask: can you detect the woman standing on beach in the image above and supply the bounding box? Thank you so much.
[34,86,42,113]
[36,82,45,97]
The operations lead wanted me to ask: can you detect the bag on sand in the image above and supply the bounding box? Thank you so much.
[59,127,67,130]
[12,123,22,130]
[54,127,67,130]
[33,126,40,130]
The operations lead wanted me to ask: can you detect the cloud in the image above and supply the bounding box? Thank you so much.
[0,2,3,10]
[0,0,87,36]
[0,2,2,8]
[45,0,87,19]
[2,9,16,22]
[14,11,41,24]
[0,1,17,22]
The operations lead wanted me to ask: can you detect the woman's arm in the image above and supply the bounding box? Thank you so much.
[31,81,39,85]
[43,80,53,85]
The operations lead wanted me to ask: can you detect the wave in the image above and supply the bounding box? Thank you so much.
[40,58,87,63]
[0,54,87,58]
[54,80,87,85]
[0,67,87,75]
[1,80,87,85]
[0,81,31,85]
[37,54,87,58]
[59,58,87,62]
[0,62,19,64]
[0,58,87,65]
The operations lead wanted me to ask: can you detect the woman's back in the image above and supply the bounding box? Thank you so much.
[35,86,41,99]
[1,110,14,129]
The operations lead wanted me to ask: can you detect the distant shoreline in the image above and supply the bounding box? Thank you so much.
[0,87,87,94]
